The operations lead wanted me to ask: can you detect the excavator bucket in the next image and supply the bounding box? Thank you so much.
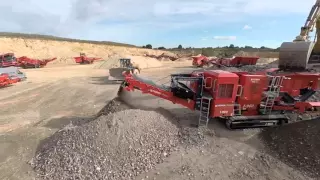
[108,58,140,82]
[108,67,129,81]
[278,41,315,71]
[108,67,140,81]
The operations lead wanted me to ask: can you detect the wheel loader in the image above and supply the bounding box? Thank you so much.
[108,58,141,82]
[279,0,320,71]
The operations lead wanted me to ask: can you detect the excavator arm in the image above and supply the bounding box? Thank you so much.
[279,0,320,71]
[294,0,320,42]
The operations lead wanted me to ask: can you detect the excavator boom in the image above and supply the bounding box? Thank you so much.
[294,0,320,42]
[279,0,320,71]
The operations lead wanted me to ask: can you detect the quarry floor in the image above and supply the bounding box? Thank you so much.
[0,62,318,180]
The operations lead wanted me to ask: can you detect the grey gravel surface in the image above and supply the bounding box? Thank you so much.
[30,109,179,180]
[260,119,320,179]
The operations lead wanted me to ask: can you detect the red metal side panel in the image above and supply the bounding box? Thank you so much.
[74,57,83,63]
[0,74,10,87]
[232,56,259,66]
[229,57,239,65]
[280,77,300,96]
[280,74,320,97]
[192,56,208,66]
[236,74,267,115]
[203,70,239,117]
[211,103,234,117]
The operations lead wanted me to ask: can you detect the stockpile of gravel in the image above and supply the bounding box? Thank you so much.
[207,64,273,73]
[30,109,179,180]
[178,126,214,148]
[260,120,320,178]
[238,65,274,72]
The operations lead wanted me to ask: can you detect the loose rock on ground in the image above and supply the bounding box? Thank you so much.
[30,109,179,180]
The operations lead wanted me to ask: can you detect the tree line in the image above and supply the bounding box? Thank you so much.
[142,44,279,51]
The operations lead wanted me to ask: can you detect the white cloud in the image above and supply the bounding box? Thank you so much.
[0,0,315,44]
[201,37,208,41]
[213,36,237,40]
[243,25,252,30]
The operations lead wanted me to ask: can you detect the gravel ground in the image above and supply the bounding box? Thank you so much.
[21,63,320,180]
[260,119,320,179]
[28,97,317,180]
[135,128,312,180]
[30,109,180,180]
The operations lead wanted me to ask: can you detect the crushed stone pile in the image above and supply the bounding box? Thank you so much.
[30,109,179,180]
[234,51,251,56]
[238,65,275,72]
[178,126,214,148]
[260,120,320,178]
[207,65,240,72]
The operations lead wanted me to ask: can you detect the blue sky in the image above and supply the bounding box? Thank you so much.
[0,0,316,48]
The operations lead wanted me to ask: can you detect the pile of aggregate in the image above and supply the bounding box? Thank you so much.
[207,64,274,73]
[260,119,320,178]
[238,65,273,72]
[30,109,179,180]
[178,126,214,148]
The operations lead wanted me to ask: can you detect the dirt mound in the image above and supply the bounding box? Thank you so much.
[144,51,177,58]
[0,37,170,66]
[260,119,320,178]
[30,109,179,180]
[234,51,279,58]
[234,51,251,56]
[129,56,162,69]
[257,58,278,65]
[268,59,279,65]
[94,55,163,70]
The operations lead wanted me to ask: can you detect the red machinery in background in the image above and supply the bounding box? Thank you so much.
[216,56,259,67]
[0,53,18,67]
[17,56,57,69]
[192,55,259,68]
[0,74,11,87]
[0,53,56,68]
[119,68,320,129]
[0,73,20,88]
[74,53,102,64]
[192,55,211,67]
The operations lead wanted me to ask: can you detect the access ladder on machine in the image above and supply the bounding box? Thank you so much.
[262,76,284,114]
[198,76,214,127]
[198,95,212,126]
[233,85,243,116]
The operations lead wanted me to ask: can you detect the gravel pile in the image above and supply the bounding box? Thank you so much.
[30,109,179,180]
[260,120,320,178]
[229,151,310,180]
[238,65,274,72]
[207,64,275,73]
[178,126,214,148]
